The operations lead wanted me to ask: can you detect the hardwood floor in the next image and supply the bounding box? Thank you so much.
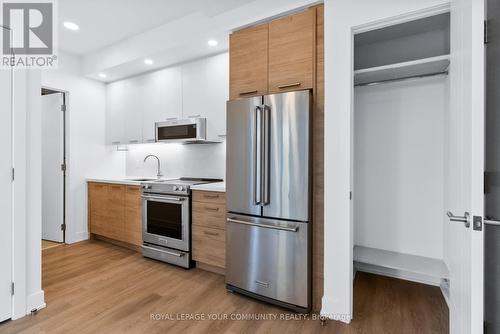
[0,240,448,334]
[41,240,62,251]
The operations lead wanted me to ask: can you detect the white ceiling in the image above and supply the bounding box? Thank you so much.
[58,0,254,55]
[57,0,319,81]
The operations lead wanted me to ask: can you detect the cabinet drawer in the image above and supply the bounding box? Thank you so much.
[192,225,225,268]
[268,9,315,93]
[192,191,226,205]
[192,202,225,230]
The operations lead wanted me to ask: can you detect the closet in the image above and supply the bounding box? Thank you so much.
[353,13,451,291]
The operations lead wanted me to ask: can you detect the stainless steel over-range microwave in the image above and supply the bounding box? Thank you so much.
[155,118,207,143]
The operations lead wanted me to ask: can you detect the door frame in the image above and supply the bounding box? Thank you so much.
[323,1,484,330]
[41,86,68,243]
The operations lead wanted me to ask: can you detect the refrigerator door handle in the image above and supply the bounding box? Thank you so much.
[262,104,270,205]
[253,105,262,205]
[227,218,299,232]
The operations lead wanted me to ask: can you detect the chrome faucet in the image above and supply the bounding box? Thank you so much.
[143,155,163,179]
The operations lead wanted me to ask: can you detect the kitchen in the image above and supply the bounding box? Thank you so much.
[0,0,490,333]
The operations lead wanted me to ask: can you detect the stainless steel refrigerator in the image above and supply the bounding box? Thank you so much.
[225,90,311,312]
[485,0,500,331]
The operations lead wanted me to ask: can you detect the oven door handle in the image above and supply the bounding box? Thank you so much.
[142,195,186,202]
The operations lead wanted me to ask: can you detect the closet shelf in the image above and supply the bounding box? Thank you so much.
[354,246,449,279]
[354,55,450,86]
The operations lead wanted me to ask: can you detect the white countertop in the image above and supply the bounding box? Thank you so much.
[87,177,225,192]
[190,182,226,192]
[86,176,175,186]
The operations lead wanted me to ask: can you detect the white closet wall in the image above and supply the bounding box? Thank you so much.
[354,76,447,260]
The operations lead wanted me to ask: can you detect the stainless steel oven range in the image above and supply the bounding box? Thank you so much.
[141,178,222,268]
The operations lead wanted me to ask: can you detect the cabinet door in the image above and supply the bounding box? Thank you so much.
[182,53,229,139]
[229,24,268,99]
[106,83,126,145]
[89,183,113,237]
[122,79,143,145]
[142,67,183,143]
[124,186,142,246]
[268,9,315,93]
[106,184,125,240]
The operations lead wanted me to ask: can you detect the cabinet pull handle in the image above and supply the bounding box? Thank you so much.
[166,117,177,120]
[204,231,219,237]
[204,194,219,199]
[111,141,121,145]
[188,115,200,118]
[128,140,139,144]
[204,207,219,212]
[277,82,301,89]
[239,90,258,96]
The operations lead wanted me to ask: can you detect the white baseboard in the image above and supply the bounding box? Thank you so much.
[26,290,45,314]
[320,296,352,323]
[66,231,89,244]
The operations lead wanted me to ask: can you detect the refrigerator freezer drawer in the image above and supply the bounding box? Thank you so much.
[225,214,310,309]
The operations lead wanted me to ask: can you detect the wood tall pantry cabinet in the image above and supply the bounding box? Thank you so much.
[228,5,324,312]
[229,8,315,99]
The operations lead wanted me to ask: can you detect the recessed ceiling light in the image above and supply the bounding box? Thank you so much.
[207,39,218,47]
[144,58,154,65]
[98,73,107,79]
[63,21,79,31]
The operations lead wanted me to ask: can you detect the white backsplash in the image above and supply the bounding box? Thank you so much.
[125,142,226,180]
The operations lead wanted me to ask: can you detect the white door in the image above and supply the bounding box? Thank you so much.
[0,47,13,321]
[446,0,484,332]
[42,93,64,242]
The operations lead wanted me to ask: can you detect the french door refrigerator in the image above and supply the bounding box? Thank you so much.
[225,90,311,312]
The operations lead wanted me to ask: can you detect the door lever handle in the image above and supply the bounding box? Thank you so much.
[447,211,470,228]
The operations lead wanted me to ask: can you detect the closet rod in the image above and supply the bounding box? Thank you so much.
[354,70,449,87]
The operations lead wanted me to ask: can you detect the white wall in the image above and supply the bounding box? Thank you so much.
[11,69,46,319]
[42,51,126,244]
[126,142,225,180]
[353,76,446,260]
[323,0,450,322]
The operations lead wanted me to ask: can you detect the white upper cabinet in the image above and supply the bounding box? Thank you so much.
[107,78,143,145]
[106,81,126,145]
[141,67,183,143]
[181,53,229,140]
[106,52,228,145]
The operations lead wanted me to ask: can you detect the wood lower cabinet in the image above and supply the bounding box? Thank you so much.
[229,24,269,99]
[192,191,226,271]
[88,182,142,247]
[268,8,315,93]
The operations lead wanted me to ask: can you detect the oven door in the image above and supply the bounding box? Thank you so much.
[142,194,190,251]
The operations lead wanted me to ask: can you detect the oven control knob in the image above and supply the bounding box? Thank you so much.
[143,184,151,190]
[178,186,184,191]
[173,186,179,191]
